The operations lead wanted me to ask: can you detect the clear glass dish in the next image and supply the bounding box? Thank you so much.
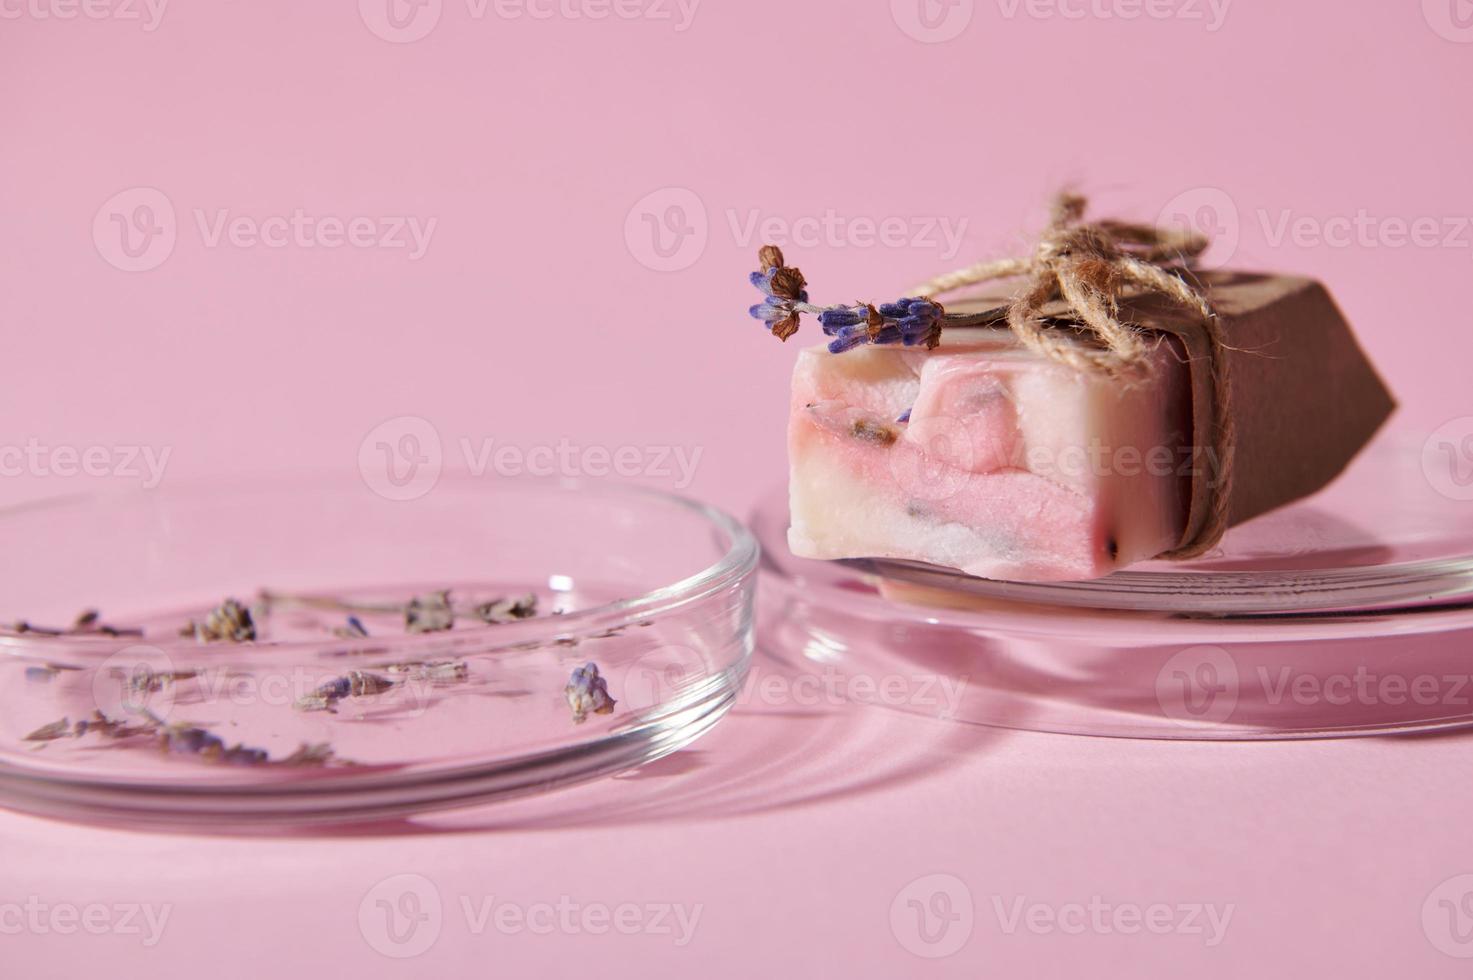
[0,476,757,828]
[755,431,1473,739]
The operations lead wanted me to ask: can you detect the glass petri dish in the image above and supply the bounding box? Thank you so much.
[754,431,1473,739]
[0,476,757,828]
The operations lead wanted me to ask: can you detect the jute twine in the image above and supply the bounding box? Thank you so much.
[908,194,1234,557]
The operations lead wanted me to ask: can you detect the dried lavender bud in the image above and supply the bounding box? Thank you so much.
[564,662,616,724]
[280,743,337,767]
[406,590,454,633]
[474,593,538,624]
[34,707,321,768]
[348,670,395,696]
[127,668,197,697]
[24,718,72,742]
[221,745,270,766]
[330,617,369,638]
[183,598,256,643]
[757,244,785,272]
[294,670,396,712]
[385,660,469,683]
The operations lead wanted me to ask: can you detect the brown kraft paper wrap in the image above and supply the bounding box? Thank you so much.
[940,270,1397,556]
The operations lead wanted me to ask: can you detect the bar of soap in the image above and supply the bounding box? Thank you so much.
[787,272,1396,582]
[788,328,1193,581]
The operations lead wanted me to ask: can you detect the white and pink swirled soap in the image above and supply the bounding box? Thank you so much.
[788,328,1194,582]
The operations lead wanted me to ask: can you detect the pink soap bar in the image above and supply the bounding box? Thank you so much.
[787,328,1193,581]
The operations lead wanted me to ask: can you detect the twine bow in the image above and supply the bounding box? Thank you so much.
[908,193,1216,379]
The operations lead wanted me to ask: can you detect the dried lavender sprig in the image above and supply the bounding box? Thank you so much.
[261,589,543,623]
[331,615,370,639]
[10,609,143,638]
[748,244,1009,354]
[25,710,345,767]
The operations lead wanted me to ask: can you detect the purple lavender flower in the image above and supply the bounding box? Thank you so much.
[823,297,942,354]
[748,267,809,338]
[747,246,809,341]
[817,305,866,335]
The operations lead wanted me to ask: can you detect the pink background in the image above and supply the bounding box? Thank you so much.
[4,0,1473,975]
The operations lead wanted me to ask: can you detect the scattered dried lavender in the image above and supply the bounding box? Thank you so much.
[25,711,343,767]
[405,590,455,633]
[9,587,551,647]
[564,662,616,724]
[11,609,141,638]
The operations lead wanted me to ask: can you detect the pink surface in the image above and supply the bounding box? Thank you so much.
[3,0,1473,975]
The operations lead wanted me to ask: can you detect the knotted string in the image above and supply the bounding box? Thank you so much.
[907,194,1235,557]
